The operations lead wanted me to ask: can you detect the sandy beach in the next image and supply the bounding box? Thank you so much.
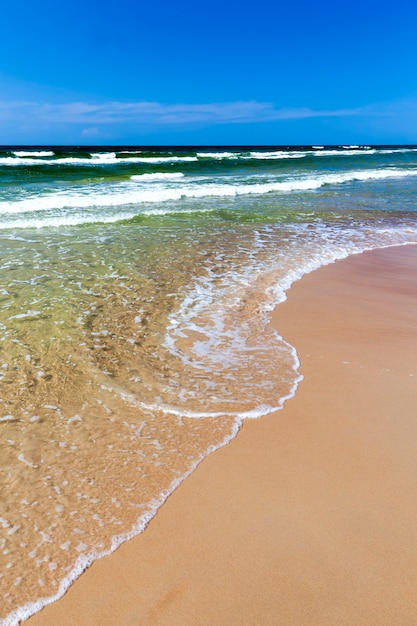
[27,244,417,626]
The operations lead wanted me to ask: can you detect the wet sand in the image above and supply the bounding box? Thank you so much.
[27,244,417,625]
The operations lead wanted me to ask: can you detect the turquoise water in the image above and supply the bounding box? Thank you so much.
[1,145,417,624]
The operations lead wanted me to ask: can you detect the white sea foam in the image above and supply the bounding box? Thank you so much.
[379,148,417,154]
[196,152,238,158]
[0,157,91,166]
[8,310,41,320]
[2,149,416,169]
[317,168,417,183]
[17,453,38,469]
[90,152,117,160]
[313,149,377,156]
[1,167,416,221]
[2,147,416,170]
[125,156,198,163]
[0,213,138,230]
[130,172,185,181]
[0,155,198,167]
[248,151,306,159]
[12,151,55,157]
[117,385,283,419]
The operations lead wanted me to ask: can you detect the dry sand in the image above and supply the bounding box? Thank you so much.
[27,244,417,625]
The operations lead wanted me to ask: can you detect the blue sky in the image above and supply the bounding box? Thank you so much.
[1,0,417,145]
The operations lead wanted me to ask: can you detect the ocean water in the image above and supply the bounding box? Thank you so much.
[1,144,417,623]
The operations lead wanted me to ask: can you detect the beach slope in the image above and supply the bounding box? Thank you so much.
[27,245,417,625]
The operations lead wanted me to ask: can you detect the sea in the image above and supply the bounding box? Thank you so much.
[1,145,417,623]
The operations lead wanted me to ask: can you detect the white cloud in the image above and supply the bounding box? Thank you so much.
[1,93,417,143]
[0,98,361,129]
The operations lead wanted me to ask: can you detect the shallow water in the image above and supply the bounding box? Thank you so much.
[1,145,417,624]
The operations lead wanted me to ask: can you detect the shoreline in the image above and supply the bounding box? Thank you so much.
[27,244,417,625]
